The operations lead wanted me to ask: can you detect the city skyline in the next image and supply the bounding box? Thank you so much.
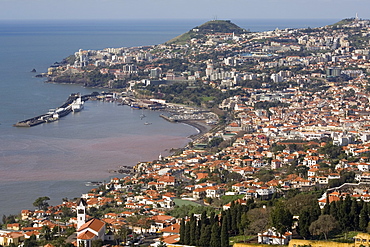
[0,0,369,21]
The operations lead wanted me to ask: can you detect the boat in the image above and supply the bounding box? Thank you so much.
[46,117,58,123]
[72,97,84,112]
[85,181,103,186]
[144,122,152,125]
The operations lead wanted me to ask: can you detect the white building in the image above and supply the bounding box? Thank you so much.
[258,228,292,245]
[76,198,107,247]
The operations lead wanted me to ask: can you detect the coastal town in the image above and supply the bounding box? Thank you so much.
[4,16,370,247]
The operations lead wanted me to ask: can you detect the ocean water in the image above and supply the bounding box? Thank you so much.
[0,18,336,216]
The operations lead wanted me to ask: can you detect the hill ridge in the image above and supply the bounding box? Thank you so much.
[165,20,247,45]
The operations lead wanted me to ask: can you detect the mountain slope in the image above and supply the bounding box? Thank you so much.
[166,20,247,45]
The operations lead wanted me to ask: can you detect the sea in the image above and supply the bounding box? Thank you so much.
[0,18,337,216]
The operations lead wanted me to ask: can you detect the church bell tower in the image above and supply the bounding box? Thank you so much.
[76,198,87,230]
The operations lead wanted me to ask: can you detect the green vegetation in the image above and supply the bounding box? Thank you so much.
[229,235,254,244]
[330,18,356,27]
[173,198,201,207]
[177,193,370,244]
[179,201,256,247]
[221,194,245,205]
[195,20,247,34]
[85,70,115,87]
[33,196,50,210]
[147,82,233,107]
[166,20,247,44]
[62,55,76,65]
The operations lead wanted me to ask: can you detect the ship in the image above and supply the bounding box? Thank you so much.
[85,181,103,186]
[14,93,90,127]
[71,97,84,112]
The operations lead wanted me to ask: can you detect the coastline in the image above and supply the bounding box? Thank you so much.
[1,101,197,216]
[178,120,212,141]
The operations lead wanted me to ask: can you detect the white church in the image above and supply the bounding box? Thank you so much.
[76,198,107,247]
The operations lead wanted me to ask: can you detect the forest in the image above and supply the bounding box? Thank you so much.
[177,192,370,246]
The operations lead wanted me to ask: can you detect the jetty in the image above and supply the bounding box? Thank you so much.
[14,93,91,127]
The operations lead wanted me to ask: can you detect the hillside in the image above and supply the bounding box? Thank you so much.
[330,18,356,27]
[166,20,248,45]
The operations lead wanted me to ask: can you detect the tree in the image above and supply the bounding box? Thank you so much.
[33,196,50,210]
[210,223,221,247]
[2,214,16,224]
[210,137,224,146]
[322,196,330,215]
[359,204,369,232]
[189,214,197,246]
[286,194,319,216]
[220,216,229,247]
[41,225,52,240]
[298,208,312,239]
[126,215,152,234]
[318,142,344,159]
[115,225,129,245]
[329,201,339,220]
[91,239,103,247]
[179,218,186,244]
[349,199,360,230]
[138,215,154,233]
[246,207,270,234]
[24,234,37,247]
[199,224,211,247]
[184,219,191,245]
[270,202,293,244]
[238,212,249,236]
[309,215,339,240]
[338,196,353,231]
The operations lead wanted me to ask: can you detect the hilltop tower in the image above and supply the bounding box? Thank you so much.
[76,198,87,230]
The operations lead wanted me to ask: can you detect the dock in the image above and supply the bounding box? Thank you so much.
[14,93,90,127]
[159,114,177,122]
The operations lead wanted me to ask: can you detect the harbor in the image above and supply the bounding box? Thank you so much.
[13,93,89,127]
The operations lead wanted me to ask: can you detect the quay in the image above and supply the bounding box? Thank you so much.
[13,93,90,127]
[159,114,177,122]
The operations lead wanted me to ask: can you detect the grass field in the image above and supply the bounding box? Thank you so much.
[229,235,255,244]
[173,198,201,207]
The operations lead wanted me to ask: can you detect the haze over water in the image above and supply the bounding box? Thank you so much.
[0,19,336,215]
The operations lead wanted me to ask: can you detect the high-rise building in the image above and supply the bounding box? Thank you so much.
[326,67,342,77]
[206,60,214,77]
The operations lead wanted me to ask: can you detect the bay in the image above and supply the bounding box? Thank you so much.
[0,18,336,216]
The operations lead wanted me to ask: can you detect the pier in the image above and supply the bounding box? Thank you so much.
[159,114,177,122]
[14,93,90,127]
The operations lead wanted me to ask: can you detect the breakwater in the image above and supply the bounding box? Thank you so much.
[13,93,90,127]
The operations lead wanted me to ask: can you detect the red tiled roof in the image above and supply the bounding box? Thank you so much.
[161,223,180,234]
[77,230,96,240]
[78,218,105,233]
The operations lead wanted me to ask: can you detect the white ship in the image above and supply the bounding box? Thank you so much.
[85,181,103,186]
[72,97,84,112]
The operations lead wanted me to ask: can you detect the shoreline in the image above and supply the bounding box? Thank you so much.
[178,120,212,141]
